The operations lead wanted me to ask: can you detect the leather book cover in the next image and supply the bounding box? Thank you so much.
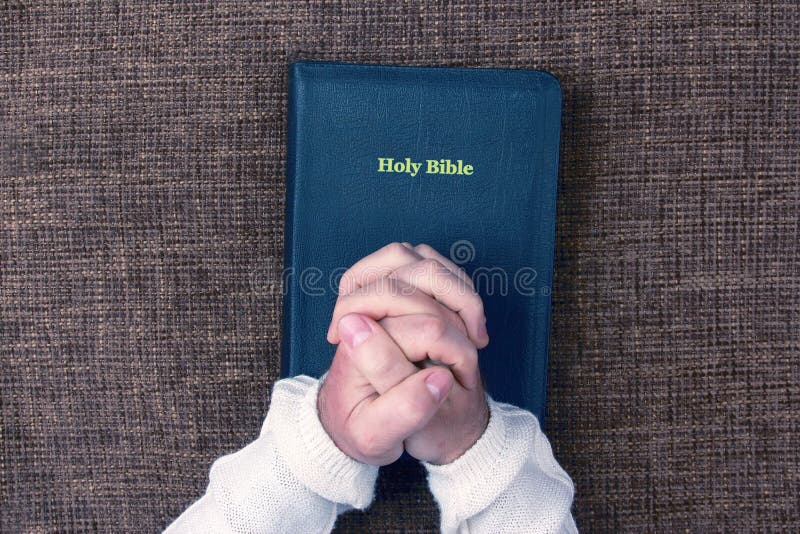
[281,60,562,425]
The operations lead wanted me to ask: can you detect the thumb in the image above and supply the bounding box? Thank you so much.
[355,367,454,447]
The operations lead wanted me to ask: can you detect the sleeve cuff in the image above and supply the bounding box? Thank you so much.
[420,394,537,522]
[263,375,379,510]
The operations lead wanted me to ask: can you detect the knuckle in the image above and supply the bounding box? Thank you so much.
[355,429,382,457]
[419,315,447,343]
[367,348,395,377]
[385,242,409,256]
[414,243,435,255]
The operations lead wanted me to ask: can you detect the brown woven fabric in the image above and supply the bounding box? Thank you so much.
[2,2,798,532]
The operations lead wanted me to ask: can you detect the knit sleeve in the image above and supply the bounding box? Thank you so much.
[421,395,577,534]
[164,375,379,533]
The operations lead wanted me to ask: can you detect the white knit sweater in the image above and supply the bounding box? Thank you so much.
[165,375,577,533]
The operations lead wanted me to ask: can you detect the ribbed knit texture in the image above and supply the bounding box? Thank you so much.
[167,377,575,533]
[165,376,379,533]
[423,396,576,533]
[270,375,379,509]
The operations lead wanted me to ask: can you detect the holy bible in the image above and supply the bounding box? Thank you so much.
[280,61,562,426]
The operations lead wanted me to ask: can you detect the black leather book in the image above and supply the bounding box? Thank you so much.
[281,61,562,425]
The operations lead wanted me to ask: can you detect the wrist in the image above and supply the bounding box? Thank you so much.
[420,396,535,520]
[428,398,490,465]
[421,397,574,529]
[266,375,379,509]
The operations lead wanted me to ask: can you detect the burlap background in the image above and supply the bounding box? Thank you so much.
[2,2,798,532]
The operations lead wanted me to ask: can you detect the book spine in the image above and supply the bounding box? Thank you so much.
[280,63,300,378]
[536,74,563,429]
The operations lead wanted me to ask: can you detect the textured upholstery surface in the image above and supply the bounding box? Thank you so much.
[2,2,798,532]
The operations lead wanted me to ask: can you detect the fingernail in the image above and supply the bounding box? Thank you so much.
[425,371,451,402]
[339,314,372,348]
